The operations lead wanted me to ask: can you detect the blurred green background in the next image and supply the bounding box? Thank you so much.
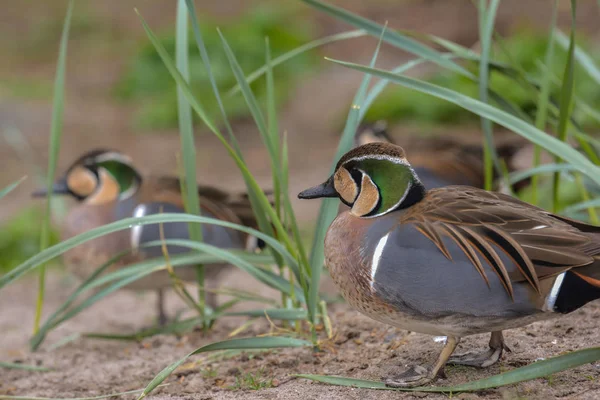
[2,0,600,272]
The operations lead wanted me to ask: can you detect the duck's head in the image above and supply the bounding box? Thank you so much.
[298,143,425,218]
[354,120,394,147]
[32,149,142,205]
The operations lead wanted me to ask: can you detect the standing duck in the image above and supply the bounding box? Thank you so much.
[33,149,264,324]
[298,142,600,387]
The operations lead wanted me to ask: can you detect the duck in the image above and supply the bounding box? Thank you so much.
[298,142,600,387]
[33,149,264,325]
[354,120,530,191]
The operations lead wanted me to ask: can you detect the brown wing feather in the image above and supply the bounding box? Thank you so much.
[455,225,514,299]
[141,175,272,230]
[404,186,600,297]
[413,221,452,260]
[439,223,490,287]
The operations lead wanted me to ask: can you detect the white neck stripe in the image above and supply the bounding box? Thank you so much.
[130,204,147,252]
[544,272,566,312]
[370,233,390,290]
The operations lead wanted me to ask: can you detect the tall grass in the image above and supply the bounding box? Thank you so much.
[34,0,74,335]
[174,0,207,325]
[3,0,600,396]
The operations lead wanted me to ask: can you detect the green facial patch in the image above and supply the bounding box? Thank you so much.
[357,159,415,216]
[98,160,139,194]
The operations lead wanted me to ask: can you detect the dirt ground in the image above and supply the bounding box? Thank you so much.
[3,0,600,399]
[2,270,600,400]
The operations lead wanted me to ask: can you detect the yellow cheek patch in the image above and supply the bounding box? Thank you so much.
[87,168,120,205]
[352,174,379,217]
[334,168,358,204]
[67,166,97,197]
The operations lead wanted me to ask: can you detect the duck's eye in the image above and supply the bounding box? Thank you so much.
[334,167,360,205]
[67,166,98,198]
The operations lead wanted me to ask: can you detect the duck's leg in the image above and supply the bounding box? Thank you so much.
[384,335,459,388]
[156,288,168,326]
[447,331,509,368]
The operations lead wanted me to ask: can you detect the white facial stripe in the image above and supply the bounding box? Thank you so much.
[94,152,133,165]
[345,154,409,166]
[370,233,390,289]
[120,179,139,201]
[130,204,147,252]
[544,271,566,312]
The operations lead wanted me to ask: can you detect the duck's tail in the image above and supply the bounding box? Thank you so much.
[553,266,600,313]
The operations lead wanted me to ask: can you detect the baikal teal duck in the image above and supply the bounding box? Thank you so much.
[33,149,265,324]
[299,142,600,388]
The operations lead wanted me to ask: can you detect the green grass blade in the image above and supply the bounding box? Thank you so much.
[184,0,239,148]
[217,29,275,164]
[0,388,154,400]
[33,258,232,347]
[139,337,310,398]
[552,0,577,213]
[0,213,301,290]
[35,0,74,335]
[224,308,307,320]
[478,0,500,191]
[562,198,600,215]
[265,38,281,217]
[324,58,600,187]
[227,29,367,97]
[555,29,600,85]
[0,176,26,200]
[159,239,303,301]
[299,0,471,77]
[78,307,304,342]
[361,58,430,120]
[217,28,293,270]
[265,37,309,286]
[30,246,276,350]
[31,249,131,350]
[175,0,201,232]
[0,362,51,372]
[175,0,205,323]
[507,163,576,185]
[574,173,598,224]
[532,0,559,205]
[296,346,600,392]
[135,10,295,258]
[308,25,387,342]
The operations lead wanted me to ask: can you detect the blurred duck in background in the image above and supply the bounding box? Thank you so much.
[33,149,265,324]
[354,120,530,192]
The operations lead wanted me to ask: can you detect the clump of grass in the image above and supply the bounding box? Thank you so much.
[115,4,318,130]
[364,28,600,130]
[229,367,274,391]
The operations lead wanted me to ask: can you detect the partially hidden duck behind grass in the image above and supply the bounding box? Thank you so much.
[299,142,600,388]
[354,120,530,191]
[33,149,265,325]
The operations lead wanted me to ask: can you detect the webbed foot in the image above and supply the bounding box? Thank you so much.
[384,365,436,388]
[447,331,509,368]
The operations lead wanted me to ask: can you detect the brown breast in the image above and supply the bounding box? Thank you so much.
[324,212,397,318]
[61,201,134,280]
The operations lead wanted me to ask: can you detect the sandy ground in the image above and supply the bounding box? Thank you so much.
[2,270,600,400]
